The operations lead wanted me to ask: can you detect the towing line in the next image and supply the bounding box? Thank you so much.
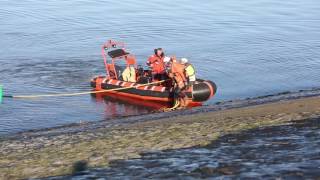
[1,80,166,99]
[1,80,183,110]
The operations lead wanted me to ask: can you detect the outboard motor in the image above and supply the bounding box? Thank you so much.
[192,80,217,102]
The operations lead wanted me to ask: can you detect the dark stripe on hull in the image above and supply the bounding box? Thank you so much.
[101,83,173,98]
[91,81,193,99]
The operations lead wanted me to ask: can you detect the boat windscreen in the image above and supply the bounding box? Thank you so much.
[108,49,129,58]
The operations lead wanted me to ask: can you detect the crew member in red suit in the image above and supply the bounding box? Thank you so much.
[147,48,166,81]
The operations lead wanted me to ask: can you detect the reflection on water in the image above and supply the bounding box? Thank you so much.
[1,0,320,134]
[92,94,164,119]
[46,118,320,179]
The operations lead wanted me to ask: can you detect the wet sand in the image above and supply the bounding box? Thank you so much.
[1,90,320,179]
[45,118,320,179]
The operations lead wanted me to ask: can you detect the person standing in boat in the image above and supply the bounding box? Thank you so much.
[181,58,196,86]
[168,57,188,108]
[147,48,166,81]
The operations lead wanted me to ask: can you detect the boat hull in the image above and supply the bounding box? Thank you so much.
[90,76,217,107]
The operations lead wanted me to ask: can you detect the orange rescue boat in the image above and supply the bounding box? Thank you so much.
[91,40,217,107]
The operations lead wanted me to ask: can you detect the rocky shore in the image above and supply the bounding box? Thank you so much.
[1,89,320,179]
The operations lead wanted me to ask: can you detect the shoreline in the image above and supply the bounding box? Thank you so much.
[1,88,320,179]
[2,87,320,140]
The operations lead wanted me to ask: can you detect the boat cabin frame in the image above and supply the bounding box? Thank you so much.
[101,40,137,80]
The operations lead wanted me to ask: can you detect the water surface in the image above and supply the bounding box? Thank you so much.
[1,0,320,134]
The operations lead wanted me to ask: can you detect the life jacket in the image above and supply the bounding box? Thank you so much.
[147,55,165,74]
[185,63,195,76]
[171,61,187,86]
[122,66,136,82]
[185,63,196,82]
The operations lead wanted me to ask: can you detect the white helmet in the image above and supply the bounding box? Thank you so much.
[181,58,188,64]
[164,56,171,63]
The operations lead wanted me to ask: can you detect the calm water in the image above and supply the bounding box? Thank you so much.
[1,0,320,134]
[44,118,320,179]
